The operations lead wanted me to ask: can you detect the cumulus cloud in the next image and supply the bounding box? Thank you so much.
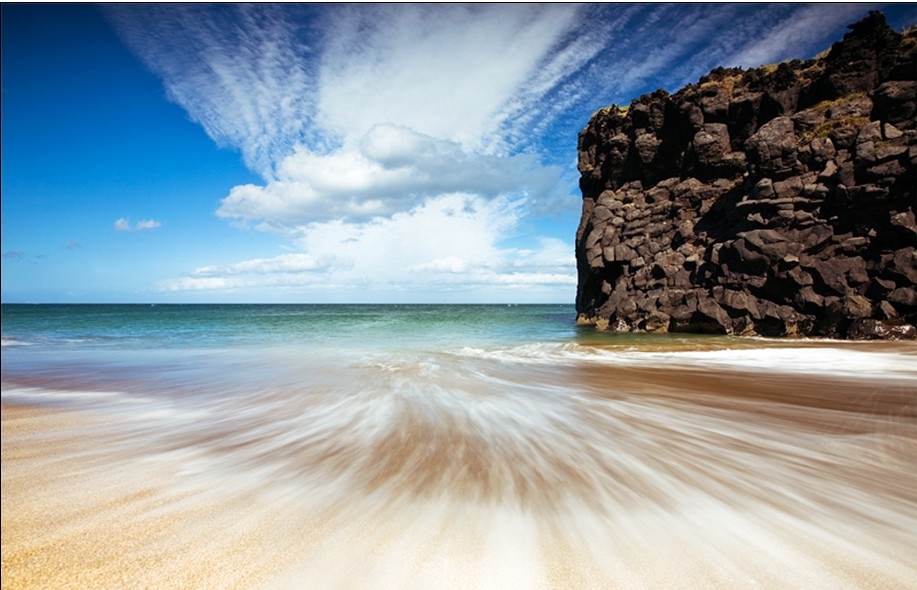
[114,218,162,232]
[161,194,576,297]
[217,124,569,226]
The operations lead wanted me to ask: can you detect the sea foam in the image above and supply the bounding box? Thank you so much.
[457,341,917,379]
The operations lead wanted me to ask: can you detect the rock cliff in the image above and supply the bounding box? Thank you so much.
[575,12,916,339]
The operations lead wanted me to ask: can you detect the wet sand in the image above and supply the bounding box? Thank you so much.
[3,346,917,589]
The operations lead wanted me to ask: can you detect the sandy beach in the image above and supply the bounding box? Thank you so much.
[4,347,917,589]
[2,403,309,590]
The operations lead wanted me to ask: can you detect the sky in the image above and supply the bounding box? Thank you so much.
[3,3,915,303]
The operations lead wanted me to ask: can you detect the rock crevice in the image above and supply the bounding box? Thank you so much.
[575,12,916,339]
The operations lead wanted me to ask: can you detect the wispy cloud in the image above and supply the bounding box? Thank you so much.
[114,218,162,232]
[192,253,328,277]
[559,4,885,114]
[3,251,27,260]
[314,4,583,151]
[107,4,319,178]
[722,4,871,67]
[63,241,80,249]
[158,256,333,294]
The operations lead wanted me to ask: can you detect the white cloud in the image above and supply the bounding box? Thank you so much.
[723,4,871,68]
[107,4,318,177]
[161,194,576,298]
[114,218,161,232]
[410,257,469,274]
[293,193,518,283]
[158,252,335,293]
[314,4,582,151]
[157,271,333,294]
[192,253,328,276]
[134,219,162,231]
[158,276,235,292]
[217,125,569,226]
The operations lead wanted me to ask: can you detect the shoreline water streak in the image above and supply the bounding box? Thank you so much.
[3,304,916,588]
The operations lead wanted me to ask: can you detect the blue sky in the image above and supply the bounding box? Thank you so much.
[3,3,915,303]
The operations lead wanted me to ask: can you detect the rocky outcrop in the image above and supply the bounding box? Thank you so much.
[575,12,916,339]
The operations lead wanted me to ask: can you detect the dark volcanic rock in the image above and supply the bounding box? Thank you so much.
[575,12,916,339]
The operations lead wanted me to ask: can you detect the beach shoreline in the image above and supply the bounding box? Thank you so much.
[3,305,916,588]
[4,355,917,589]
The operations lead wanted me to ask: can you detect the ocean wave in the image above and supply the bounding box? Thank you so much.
[0,335,115,349]
[1,384,131,406]
[1,337,33,347]
[455,341,917,380]
[623,346,917,378]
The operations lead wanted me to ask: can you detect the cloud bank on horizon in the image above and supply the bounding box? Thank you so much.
[103,3,903,301]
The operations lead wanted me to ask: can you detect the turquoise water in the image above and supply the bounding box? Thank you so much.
[1,303,581,351]
[3,303,917,587]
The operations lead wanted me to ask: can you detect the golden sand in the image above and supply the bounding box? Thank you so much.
[4,355,916,590]
[2,404,306,590]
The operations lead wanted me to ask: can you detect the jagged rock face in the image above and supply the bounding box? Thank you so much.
[575,12,916,339]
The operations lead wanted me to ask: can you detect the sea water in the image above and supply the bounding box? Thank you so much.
[2,304,916,588]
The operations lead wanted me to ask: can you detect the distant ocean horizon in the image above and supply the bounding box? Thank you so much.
[3,302,916,587]
[2,303,582,352]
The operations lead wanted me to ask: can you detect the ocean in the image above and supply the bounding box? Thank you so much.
[2,303,916,589]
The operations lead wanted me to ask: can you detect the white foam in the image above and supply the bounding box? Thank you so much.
[1,385,126,405]
[457,342,917,380]
[616,346,917,379]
